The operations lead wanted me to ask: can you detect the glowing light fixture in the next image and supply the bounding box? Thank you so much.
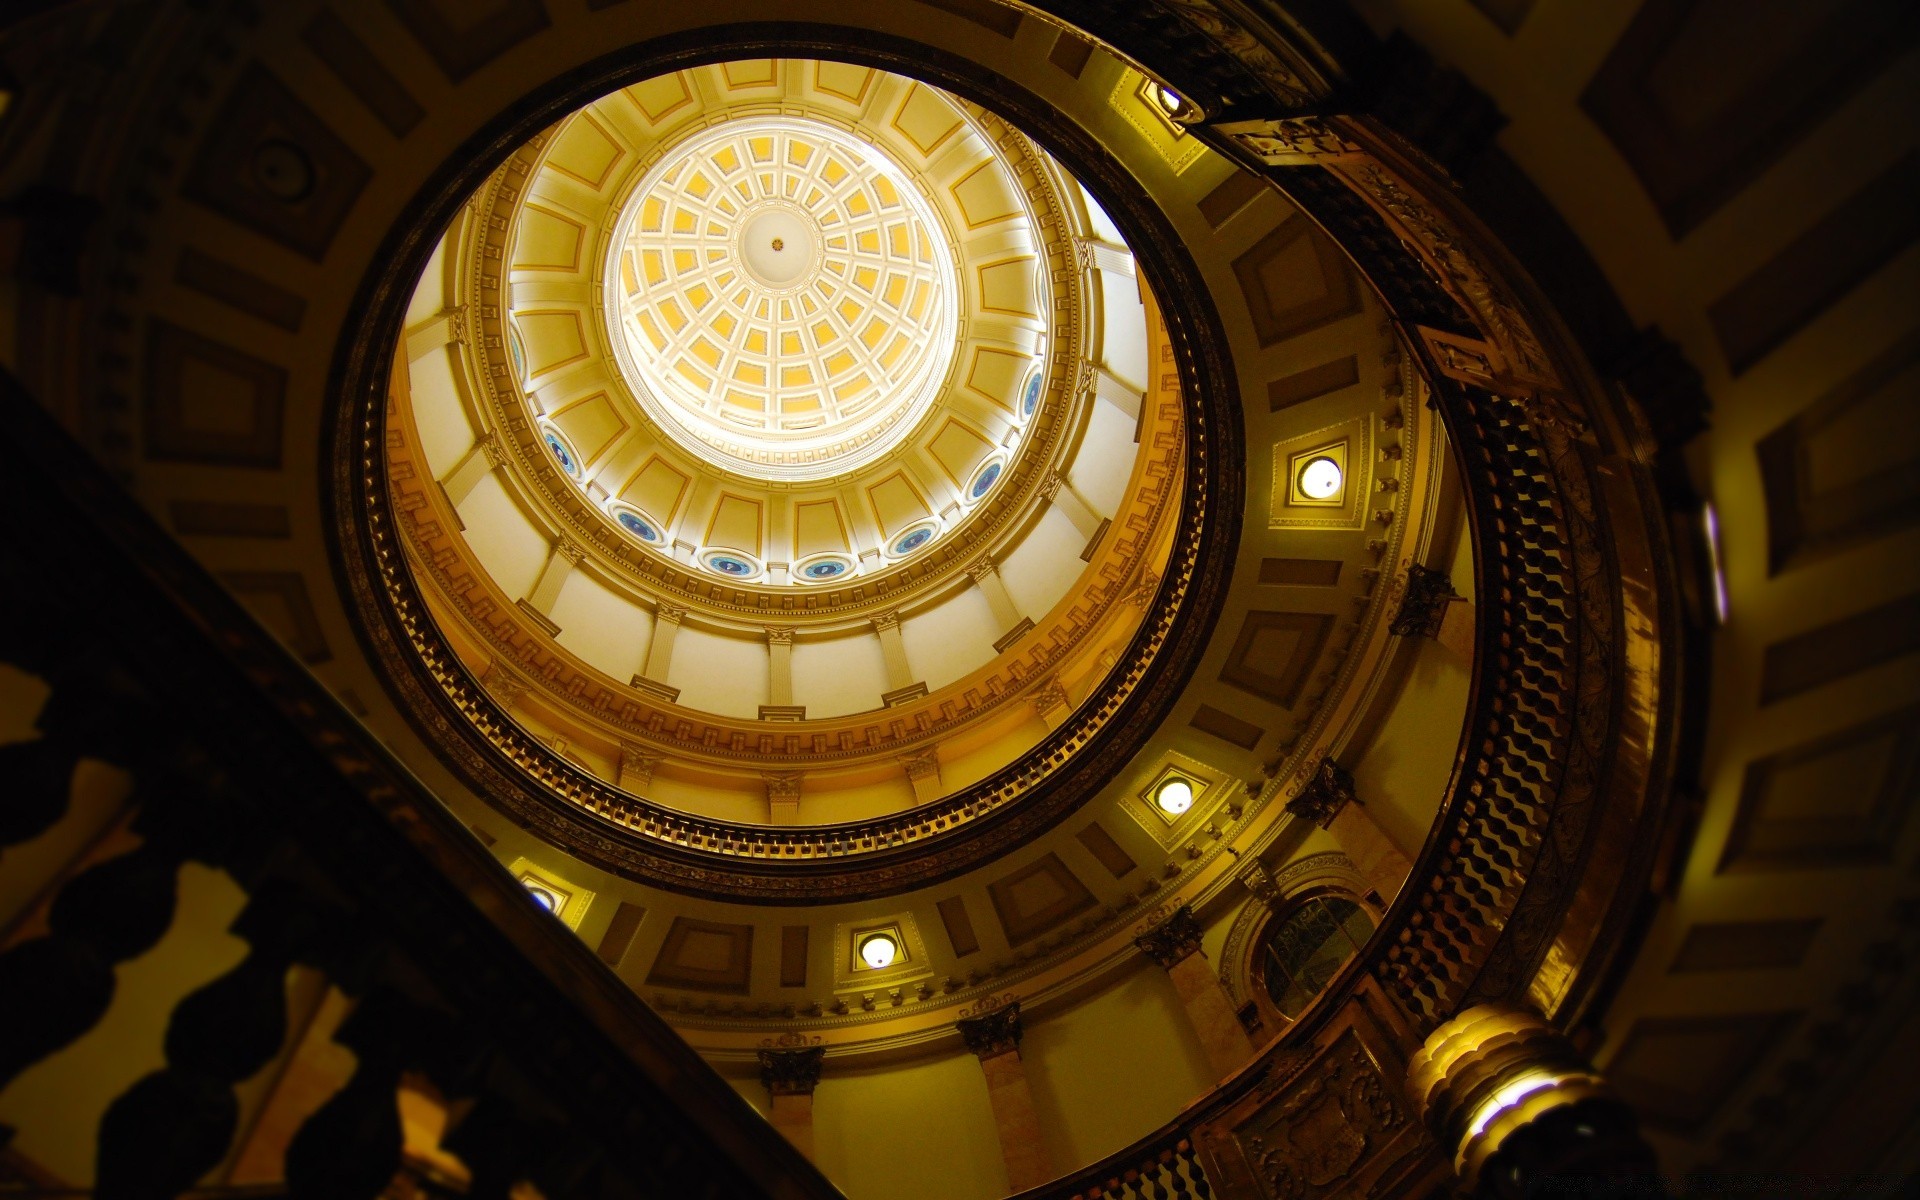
[1155,85,1185,116]
[1702,502,1729,625]
[858,932,899,970]
[1155,777,1194,816]
[525,883,560,913]
[1298,456,1343,500]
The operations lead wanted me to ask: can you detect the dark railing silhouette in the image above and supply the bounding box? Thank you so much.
[0,368,842,1197]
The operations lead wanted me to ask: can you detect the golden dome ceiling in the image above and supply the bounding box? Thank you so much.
[606,116,965,484]
[384,59,1187,870]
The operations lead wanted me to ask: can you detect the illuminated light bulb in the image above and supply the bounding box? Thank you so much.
[525,885,559,913]
[1156,778,1194,815]
[859,933,899,969]
[1156,86,1184,115]
[1299,456,1343,499]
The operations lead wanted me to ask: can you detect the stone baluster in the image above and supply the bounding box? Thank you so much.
[1134,905,1256,1078]
[283,988,428,1197]
[1285,758,1412,902]
[758,1033,826,1160]
[957,994,1051,1192]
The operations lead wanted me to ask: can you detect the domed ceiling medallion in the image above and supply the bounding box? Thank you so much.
[605,116,962,484]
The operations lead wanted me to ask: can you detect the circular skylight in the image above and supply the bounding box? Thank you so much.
[605,116,960,482]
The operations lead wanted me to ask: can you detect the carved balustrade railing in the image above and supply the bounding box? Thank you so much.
[0,369,839,1198]
[1023,0,1676,1038]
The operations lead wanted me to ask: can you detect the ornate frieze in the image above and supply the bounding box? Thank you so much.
[1213,117,1365,165]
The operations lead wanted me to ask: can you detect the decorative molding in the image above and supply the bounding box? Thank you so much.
[764,773,803,805]
[1213,116,1365,165]
[765,627,794,646]
[1286,758,1356,830]
[758,1032,825,1097]
[901,750,940,782]
[1134,904,1204,969]
[956,993,1022,1059]
[1387,563,1459,639]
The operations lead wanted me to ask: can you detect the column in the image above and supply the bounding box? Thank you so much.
[1029,677,1070,732]
[766,772,801,823]
[403,306,465,361]
[874,613,911,689]
[1406,1005,1657,1194]
[1091,361,1144,424]
[1390,563,1474,659]
[1078,236,1135,278]
[520,538,582,631]
[957,995,1051,1192]
[901,749,941,804]
[1134,905,1257,1078]
[616,743,656,793]
[437,434,501,514]
[967,558,1030,651]
[758,1037,825,1162]
[1041,474,1107,560]
[1285,758,1412,901]
[643,605,683,681]
[765,627,796,710]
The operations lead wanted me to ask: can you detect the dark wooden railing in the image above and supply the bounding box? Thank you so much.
[0,367,842,1197]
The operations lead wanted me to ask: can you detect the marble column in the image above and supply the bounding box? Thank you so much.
[957,996,1050,1192]
[1135,905,1257,1078]
[758,1038,825,1162]
[1286,758,1412,901]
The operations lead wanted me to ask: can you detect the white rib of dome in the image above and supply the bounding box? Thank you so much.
[605,116,960,482]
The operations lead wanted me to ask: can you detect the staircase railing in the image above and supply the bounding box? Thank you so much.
[0,366,842,1197]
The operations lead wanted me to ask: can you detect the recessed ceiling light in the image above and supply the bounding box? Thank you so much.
[1155,777,1194,815]
[858,932,899,969]
[525,884,559,913]
[1298,456,1343,500]
[1156,86,1184,115]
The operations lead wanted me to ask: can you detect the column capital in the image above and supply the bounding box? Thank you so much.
[965,557,998,583]
[655,603,686,626]
[766,626,795,646]
[1389,562,1461,639]
[901,748,940,782]
[478,432,505,467]
[1134,903,1204,970]
[871,610,900,634]
[618,743,658,786]
[1286,757,1357,829]
[956,993,1022,1059]
[1038,472,1063,501]
[764,772,802,805]
[1029,676,1069,717]
[1239,861,1280,906]
[1128,568,1162,609]
[555,537,586,565]
[758,1033,825,1097]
